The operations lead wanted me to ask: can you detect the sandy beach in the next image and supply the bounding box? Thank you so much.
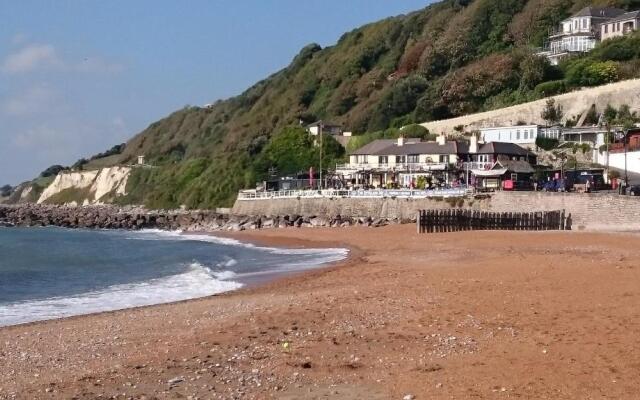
[1,225,640,399]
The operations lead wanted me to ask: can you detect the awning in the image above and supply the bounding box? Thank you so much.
[472,168,508,177]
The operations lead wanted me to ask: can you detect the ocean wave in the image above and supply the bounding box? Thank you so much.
[0,262,242,327]
[131,229,349,258]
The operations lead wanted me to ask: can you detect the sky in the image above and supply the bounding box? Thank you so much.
[0,0,432,185]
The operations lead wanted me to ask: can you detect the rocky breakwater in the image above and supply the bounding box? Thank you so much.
[0,204,407,231]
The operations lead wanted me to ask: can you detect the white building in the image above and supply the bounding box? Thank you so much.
[480,125,542,147]
[538,7,626,65]
[601,11,640,41]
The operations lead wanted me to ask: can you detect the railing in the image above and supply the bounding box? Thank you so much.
[461,162,494,171]
[335,162,448,171]
[548,26,595,38]
[238,188,473,201]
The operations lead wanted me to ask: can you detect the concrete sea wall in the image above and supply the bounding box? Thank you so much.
[232,196,490,221]
[232,191,640,231]
[420,79,640,135]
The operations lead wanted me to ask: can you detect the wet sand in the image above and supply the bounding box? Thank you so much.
[1,225,640,399]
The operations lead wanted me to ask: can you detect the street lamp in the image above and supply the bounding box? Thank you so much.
[624,128,629,191]
[319,121,324,191]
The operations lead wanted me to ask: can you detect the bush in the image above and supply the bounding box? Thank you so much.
[400,124,432,139]
[0,185,12,197]
[590,33,640,62]
[40,165,67,178]
[533,80,566,97]
[565,59,619,87]
[536,137,559,151]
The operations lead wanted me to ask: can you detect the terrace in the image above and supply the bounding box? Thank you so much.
[237,187,472,201]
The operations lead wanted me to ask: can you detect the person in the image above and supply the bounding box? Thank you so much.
[585,178,591,193]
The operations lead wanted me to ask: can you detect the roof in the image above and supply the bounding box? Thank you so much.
[607,10,640,23]
[497,160,535,174]
[570,7,625,19]
[307,120,341,128]
[350,139,397,156]
[378,141,459,156]
[349,139,460,156]
[475,142,534,157]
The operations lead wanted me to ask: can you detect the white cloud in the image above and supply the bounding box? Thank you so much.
[1,44,61,74]
[2,85,57,117]
[1,42,125,75]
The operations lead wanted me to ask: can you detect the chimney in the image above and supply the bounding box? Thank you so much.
[436,133,446,146]
[470,134,478,154]
[397,136,405,147]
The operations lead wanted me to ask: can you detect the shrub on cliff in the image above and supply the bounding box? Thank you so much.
[536,137,559,151]
[0,185,12,197]
[40,165,67,178]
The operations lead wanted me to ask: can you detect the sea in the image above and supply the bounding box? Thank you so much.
[0,227,347,327]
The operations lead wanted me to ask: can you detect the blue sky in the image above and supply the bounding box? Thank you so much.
[0,0,432,185]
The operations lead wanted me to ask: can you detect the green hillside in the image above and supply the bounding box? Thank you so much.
[61,0,640,208]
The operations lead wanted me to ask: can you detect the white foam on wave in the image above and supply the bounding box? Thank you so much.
[0,263,242,327]
[132,229,349,258]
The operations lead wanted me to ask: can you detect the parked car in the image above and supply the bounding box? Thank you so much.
[627,185,640,196]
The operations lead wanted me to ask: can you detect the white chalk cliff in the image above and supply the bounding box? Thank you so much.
[37,167,131,205]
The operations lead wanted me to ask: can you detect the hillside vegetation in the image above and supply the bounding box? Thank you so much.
[37,0,640,208]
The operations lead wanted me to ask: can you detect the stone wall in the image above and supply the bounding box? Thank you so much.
[232,191,640,231]
[488,191,640,231]
[419,79,640,135]
[232,196,489,220]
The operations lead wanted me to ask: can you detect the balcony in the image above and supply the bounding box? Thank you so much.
[548,26,595,38]
[461,162,494,171]
[335,162,448,172]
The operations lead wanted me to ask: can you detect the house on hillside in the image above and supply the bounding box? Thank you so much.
[306,121,343,136]
[538,7,628,65]
[601,10,640,41]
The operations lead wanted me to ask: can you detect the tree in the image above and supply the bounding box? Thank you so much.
[541,98,564,126]
[603,104,618,124]
[40,165,67,178]
[519,54,548,90]
[0,185,12,197]
[400,124,434,140]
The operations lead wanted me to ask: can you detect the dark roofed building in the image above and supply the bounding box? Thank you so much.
[337,135,537,190]
[601,10,640,40]
[306,120,343,136]
[538,5,635,65]
[573,7,625,18]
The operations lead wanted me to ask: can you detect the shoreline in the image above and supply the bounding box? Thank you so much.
[0,228,352,330]
[2,226,640,399]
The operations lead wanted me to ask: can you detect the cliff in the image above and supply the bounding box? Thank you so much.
[17,0,640,209]
[36,167,131,206]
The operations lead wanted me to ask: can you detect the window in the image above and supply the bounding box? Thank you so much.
[516,130,521,140]
[617,23,621,31]
[357,155,368,164]
[407,154,419,163]
[396,155,405,165]
[379,156,388,165]
[604,24,608,34]
[439,155,449,163]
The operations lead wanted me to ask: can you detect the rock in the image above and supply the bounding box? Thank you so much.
[167,377,184,385]
[403,395,415,400]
